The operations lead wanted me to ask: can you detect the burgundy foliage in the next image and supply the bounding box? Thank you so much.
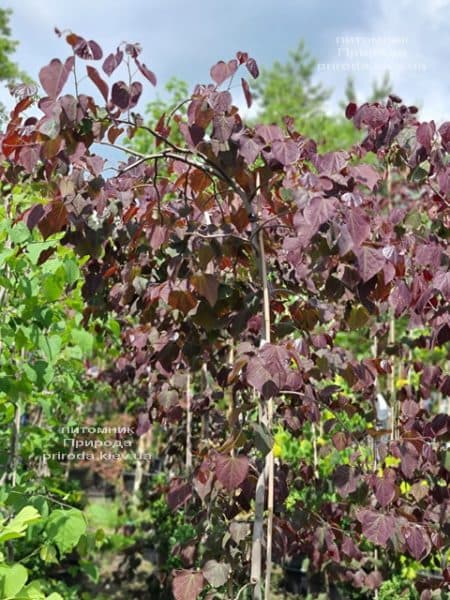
[1,30,449,598]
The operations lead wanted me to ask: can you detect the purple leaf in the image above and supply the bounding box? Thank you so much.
[375,477,396,507]
[271,139,300,165]
[193,465,213,501]
[136,412,151,436]
[345,102,357,119]
[365,571,383,590]
[354,246,386,282]
[314,151,349,175]
[398,441,419,478]
[389,281,411,316]
[39,57,74,99]
[357,509,395,546]
[125,42,142,58]
[241,77,252,108]
[245,57,259,79]
[432,270,450,300]
[102,49,123,76]
[229,521,250,544]
[303,195,337,231]
[60,94,78,123]
[438,121,450,151]
[342,535,363,560]
[191,274,218,307]
[215,454,249,491]
[346,207,371,247]
[9,82,38,100]
[202,560,231,587]
[255,124,284,144]
[236,51,248,64]
[210,59,238,85]
[246,344,290,398]
[333,465,360,497]
[111,81,130,110]
[172,570,204,600]
[212,114,235,142]
[74,38,103,60]
[179,123,204,148]
[128,81,143,109]
[349,164,381,190]
[416,121,436,152]
[19,145,40,173]
[135,59,157,86]
[86,66,109,102]
[415,243,442,267]
[238,135,264,164]
[167,479,192,511]
[25,204,45,229]
[356,104,390,129]
[208,90,232,113]
[405,525,431,560]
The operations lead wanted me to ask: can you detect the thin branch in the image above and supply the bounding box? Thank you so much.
[259,223,274,600]
[186,372,192,472]
[250,209,290,240]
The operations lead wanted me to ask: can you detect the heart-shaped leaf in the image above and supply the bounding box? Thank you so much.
[202,560,231,587]
[172,570,204,600]
[215,454,249,491]
[39,57,74,98]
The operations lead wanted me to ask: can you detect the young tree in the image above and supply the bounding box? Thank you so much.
[0,8,21,82]
[254,41,394,153]
[1,30,449,600]
[252,40,360,151]
[0,8,29,119]
[341,72,393,107]
[252,39,330,124]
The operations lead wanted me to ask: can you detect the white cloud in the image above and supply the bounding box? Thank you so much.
[1,0,447,124]
[314,0,449,123]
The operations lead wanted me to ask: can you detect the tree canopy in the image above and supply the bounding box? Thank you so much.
[0,27,448,600]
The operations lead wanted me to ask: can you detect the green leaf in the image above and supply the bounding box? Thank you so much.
[15,327,32,351]
[15,580,45,599]
[23,361,54,388]
[0,563,28,598]
[70,329,94,357]
[40,544,58,564]
[38,335,62,363]
[0,248,15,267]
[45,509,86,556]
[63,258,80,285]
[0,378,11,394]
[80,560,99,582]
[0,403,15,426]
[42,276,63,302]
[444,450,450,472]
[0,506,41,543]
[10,222,31,244]
[107,319,121,338]
[347,305,370,330]
[410,165,428,183]
[27,240,56,265]
[251,423,273,456]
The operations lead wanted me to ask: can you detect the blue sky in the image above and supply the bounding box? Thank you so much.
[2,0,449,123]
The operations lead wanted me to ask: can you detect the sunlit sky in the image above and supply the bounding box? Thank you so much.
[2,0,449,123]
